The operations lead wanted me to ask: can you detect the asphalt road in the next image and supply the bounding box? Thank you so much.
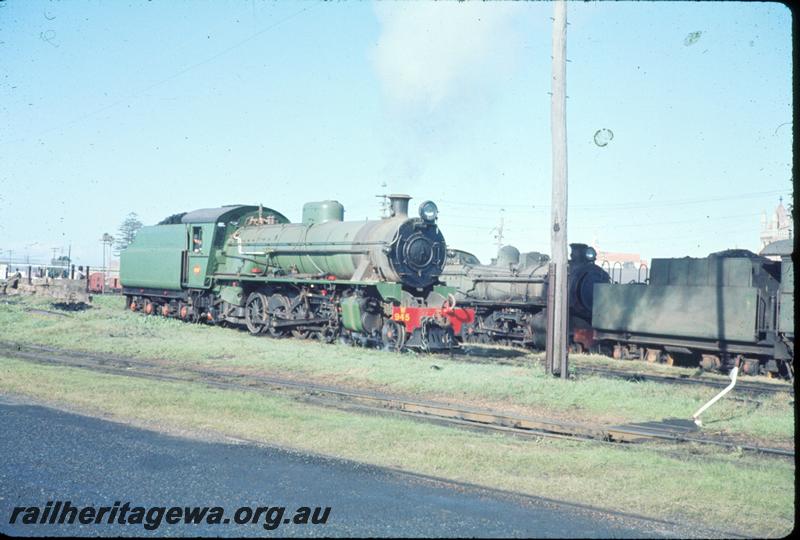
[0,396,681,537]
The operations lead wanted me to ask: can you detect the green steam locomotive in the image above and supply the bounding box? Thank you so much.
[120,195,473,351]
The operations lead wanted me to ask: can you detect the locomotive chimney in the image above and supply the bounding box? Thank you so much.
[388,194,411,218]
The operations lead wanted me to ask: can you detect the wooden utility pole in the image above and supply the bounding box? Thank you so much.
[546,0,569,379]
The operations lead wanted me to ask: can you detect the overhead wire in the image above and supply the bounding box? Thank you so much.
[439,188,791,212]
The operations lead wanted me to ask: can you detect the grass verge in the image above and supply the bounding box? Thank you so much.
[0,356,794,537]
[0,295,793,445]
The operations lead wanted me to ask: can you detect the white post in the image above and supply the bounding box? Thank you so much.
[692,366,739,426]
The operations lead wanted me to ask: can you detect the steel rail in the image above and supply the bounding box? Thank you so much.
[0,342,792,458]
[448,348,793,397]
[573,364,792,397]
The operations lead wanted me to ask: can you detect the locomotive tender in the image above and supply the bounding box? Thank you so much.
[120,195,473,351]
[441,243,610,350]
[592,244,794,377]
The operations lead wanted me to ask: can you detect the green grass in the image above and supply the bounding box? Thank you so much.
[0,356,793,538]
[0,295,793,444]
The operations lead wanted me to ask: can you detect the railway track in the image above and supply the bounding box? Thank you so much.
[15,303,792,397]
[450,347,793,397]
[0,341,792,459]
[571,363,792,396]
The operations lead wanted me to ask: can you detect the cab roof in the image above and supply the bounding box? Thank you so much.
[178,205,289,224]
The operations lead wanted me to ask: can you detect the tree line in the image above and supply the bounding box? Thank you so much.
[112,212,143,256]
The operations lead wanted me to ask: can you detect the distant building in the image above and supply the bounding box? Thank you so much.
[591,240,649,283]
[595,251,646,267]
[760,197,792,250]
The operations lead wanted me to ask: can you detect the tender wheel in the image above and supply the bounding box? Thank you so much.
[741,358,760,376]
[381,320,406,352]
[244,292,269,335]
[700,354,721,371]
[645,349,659,363]
[266,294,291,338]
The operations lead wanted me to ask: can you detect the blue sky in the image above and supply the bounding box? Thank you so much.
[0,0,792,266]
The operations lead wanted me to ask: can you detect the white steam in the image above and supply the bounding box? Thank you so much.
[372,1,523,110]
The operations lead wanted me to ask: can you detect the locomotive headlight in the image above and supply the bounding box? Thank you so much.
[586,247,597,261]
[419,201,439,223]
